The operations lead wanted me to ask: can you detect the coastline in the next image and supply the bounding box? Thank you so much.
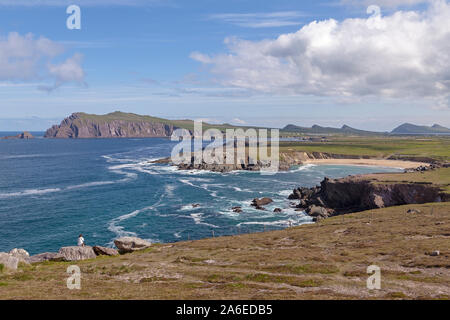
[301,158,429,169]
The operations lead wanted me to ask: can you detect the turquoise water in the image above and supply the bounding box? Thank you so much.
[0,134,402,255]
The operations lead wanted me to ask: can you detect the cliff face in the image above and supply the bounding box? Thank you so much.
[319,177,446,211]
[45,113,177,138]
[289,175,448,218]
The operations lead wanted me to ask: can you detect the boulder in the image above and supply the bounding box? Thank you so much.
[93,246,119,256]
[307,205,329,218]
[52,246,97,261]
[273,208,282,213]
[0,252,20,271]
[232,206,243,213]
[251,197,273,207]
[114,237,152,254]
[28,252,59,263]
[9,248,30,264]
[407,208,421,214]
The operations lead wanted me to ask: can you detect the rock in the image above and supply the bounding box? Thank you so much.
[93,246,119,256]
[192,204,201,208]
[428,251,440,257]
[52,246,97,261]
[232,206,243,213]
[407,209,421,214]
[28,252,59,263]
[8,248,30,264]
[273,208,282,213]
[306,205,329,218]
[251,197,273,207]
[255,205,266,211]
[114,237,152,254]
[296,199,308,209]
[0,252,20,270]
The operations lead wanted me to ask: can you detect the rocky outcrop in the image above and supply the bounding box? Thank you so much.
[9,248,30,264]
[289,176,448,219]
[1,131,34,140]
[52,246,97,261]
[45,112,178,139]
[0,252,20,270]
[114,237,152,254]
[28,252,59,263]
[93,246,119,256]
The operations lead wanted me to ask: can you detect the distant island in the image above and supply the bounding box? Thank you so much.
[1,131,34,140]
[42,111,450,138]
[391,123,450,135]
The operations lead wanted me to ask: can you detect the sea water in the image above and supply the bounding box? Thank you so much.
[0,134,402,254]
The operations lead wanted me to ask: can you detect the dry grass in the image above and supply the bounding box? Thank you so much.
[0,202,449,300]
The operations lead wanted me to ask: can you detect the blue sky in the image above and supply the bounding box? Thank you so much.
[0,0,449,131]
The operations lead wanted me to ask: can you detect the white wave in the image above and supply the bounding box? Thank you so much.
[66,181,116,190]
[174,232,182,239]
[278,189,293,196]
[180,204,200,211]
[287,164,317,173]
[0,188,61,199]
[190,213,219,228]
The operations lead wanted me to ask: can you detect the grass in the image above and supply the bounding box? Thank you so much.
[365,167,450,195]
[279,136,450,162]
[0,201,448,300]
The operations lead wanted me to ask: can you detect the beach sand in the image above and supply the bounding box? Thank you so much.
[302,159,429,169]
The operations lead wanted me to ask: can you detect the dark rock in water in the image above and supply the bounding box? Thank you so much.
[232,206,243,213]
[52,246,97,261]
[28,252,59,263]
[251,197,273,207]
[255,205,266,211]
[192,204,201,208]
[93,246,119,256]
[114,237,152,254]
[273,208,282,213]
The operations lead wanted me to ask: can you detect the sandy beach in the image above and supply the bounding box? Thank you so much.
[302,158,429,169]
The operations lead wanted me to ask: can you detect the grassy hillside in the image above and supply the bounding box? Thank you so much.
[280,137,450,162]
[1,201,448,300]
[282,124,382,136]
[75,111,267,133]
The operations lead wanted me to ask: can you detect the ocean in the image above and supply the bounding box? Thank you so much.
[0,133,402,255]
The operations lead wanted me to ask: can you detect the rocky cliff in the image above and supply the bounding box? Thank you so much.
[288,175,448,219]
[45,112,178,138]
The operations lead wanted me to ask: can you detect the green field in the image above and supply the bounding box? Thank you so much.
[280,137,450,162]
[1,202,448,299]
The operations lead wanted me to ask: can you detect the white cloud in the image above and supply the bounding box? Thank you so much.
[232,118,247,125]
[0,32,85,91]
[191,0,450,108]
[209,12,305,28]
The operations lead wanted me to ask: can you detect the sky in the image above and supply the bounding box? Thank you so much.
[0,0,449,131]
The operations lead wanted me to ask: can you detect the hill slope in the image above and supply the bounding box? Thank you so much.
[282,124,381,136]
[391,123,450,135]
[44,112,256,138]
